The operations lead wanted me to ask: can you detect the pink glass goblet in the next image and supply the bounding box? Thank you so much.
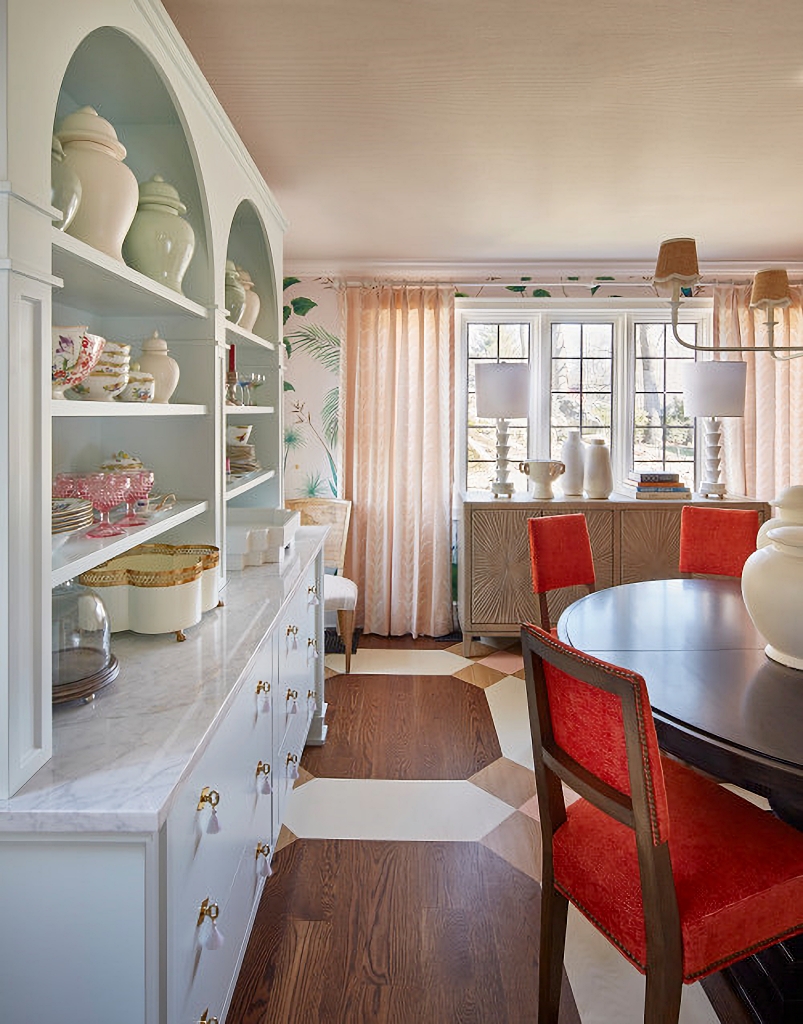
[53,471,84,499]
[117,469,154,527]
[85,472,129,538]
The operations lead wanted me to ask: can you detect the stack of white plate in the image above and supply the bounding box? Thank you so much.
[52,498,94,549]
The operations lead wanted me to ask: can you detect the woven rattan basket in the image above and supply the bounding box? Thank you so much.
[80,543,220,640]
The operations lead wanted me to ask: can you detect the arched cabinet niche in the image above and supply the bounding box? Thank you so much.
[223,200,282,511]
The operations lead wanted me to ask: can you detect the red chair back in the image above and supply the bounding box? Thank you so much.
[678,505,759,577]
[528,514,596,630]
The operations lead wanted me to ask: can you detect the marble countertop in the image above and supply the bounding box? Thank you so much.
[0,528,325,834]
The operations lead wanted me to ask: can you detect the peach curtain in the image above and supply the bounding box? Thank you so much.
[714,284,803,500]
[341,284,455,637]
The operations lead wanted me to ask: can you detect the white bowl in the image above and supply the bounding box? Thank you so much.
[68,369,128,401]
[117,373,155,403]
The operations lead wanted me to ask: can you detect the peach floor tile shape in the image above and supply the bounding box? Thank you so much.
[480,810,543,882]
[469,757,537,809]
[274,824,297,853]
[478,649,525,675]
[451,662,506,689]
[294,766,315,787]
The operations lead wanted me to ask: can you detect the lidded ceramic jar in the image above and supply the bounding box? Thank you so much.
[237,266,261,332]
[742,525,803,669]
[122,175,195,294]
[583,437,613,499]
[757,485,803,548]
[50,135,82,231]
[224,260,246,324]
[56,106,139,262]
[136,331,180,403]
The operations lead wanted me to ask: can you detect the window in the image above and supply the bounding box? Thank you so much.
[457,298,710,495]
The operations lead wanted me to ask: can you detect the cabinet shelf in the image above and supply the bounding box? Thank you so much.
[225,321,276,350]
[52,231,209,320]
[225,469,276,500]
[51,499,208,586]
[53,401,208,417]
[224,405,275,416]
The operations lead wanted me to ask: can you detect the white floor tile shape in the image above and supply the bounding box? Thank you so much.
[565,907,719,1024]
[325,648,472,675]
[285,777,514,842]
[484,675,534,770]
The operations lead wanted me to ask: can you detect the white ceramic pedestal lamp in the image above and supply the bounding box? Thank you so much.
[474,362,530,498]
[681,361,747,499]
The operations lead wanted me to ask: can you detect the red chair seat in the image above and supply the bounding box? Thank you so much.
[553,756,803,981]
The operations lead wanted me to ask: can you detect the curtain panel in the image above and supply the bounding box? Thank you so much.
[341,284,455,637]
[714,285,803,501]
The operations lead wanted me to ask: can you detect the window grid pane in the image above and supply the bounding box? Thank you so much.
[632,322,696,488]
[550,323,613,457]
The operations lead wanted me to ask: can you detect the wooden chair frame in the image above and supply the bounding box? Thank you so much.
[521,623,683,1024]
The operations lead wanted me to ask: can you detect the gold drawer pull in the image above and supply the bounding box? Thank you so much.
[286,688,298,714]
[307,637,319,661]
[196,787,221,834]
[307,584,319,606]
[256,841,273,878]
[307,688,318,712]
[285,624,299,651]
[286,752,299,780]
[198,1010,219,1024]
[255,678,271,711]
[256,760,272,794]
[197,898,224,950]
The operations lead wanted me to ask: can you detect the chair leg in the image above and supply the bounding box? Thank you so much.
[539,884,569,1024]
[644,962,682,1024]
[337,608,355,674]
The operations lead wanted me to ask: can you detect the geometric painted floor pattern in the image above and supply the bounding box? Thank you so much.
[281,640,719,1024]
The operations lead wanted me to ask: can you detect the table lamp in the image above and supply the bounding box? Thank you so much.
[474,362,529,498]
[681,361,747,498]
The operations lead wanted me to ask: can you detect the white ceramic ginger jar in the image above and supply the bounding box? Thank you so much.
[122,175,195,294]
[225,260,246,324]
[136,331,180,403]
[237,267,261,332]
[560,430,585,496]
[50,135,82,231]
[583,437,613,499]
[757,486,803,548]
[56,107,139,263]
[742,525,803,669]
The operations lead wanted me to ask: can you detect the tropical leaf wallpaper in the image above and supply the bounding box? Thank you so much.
[283,277,342,497]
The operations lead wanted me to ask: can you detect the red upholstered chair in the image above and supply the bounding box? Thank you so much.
[678,505,760,577]
[528,514,596,632]
[521,622,803,1024]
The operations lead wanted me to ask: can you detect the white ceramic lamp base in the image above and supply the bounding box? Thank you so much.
[697,417,726,498]
[491,419,515,498]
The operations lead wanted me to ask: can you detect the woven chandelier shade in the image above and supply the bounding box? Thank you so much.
[750,268,792,309]
[654,237,701,285]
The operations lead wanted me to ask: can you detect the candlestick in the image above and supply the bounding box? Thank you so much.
[228,343,236,373]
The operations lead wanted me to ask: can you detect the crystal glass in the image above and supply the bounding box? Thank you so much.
[85,471,129,538]
[117,469,155,527]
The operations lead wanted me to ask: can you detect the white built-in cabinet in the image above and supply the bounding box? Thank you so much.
[0,2,326,1021]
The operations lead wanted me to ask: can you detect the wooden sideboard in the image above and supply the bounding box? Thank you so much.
[457,491,771,655]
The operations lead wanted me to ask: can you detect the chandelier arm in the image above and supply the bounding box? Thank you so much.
[670,297,803,354]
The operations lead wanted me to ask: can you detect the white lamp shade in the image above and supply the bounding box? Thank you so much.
[475,362,529,419]
[681,361,747,418]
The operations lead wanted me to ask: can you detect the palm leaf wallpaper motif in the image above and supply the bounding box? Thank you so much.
[283,279,342,497]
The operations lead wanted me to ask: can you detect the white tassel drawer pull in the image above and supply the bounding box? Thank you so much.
[286,752,299,780]
[197,898,224,949]
[255,760,272,794]
[196,787,221,833]
[286,688,298,714]
[256,841,273,877]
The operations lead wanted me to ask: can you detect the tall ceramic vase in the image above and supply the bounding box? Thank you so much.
[50,135,82,231]
[225,261,246,324]
[122,175,195,294]
[583,437,613,499]
[742,526,803,669]
[237,267,261,332]
[560,430,585,496]
[56,106,139,263]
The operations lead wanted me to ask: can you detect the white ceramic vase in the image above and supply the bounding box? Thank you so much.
[50,135,82,231]
[237,267,261,332]
[224,260,246,324]
[560,430,585,496]
[136,331,180,403]
[741,525,803,669]
[583,437,613,499]
[519,459,565,500]
[56,107,139,263]
[122,175,195,294]
[756,486,803,548]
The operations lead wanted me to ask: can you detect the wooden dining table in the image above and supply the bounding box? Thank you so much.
[557,577,803,1024]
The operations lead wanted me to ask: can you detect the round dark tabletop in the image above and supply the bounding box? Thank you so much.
[557,578,803,824]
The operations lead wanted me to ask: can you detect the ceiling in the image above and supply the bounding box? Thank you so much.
[161,0,803,273]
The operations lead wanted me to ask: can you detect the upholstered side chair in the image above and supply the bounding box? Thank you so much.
[286,498,358,673]
[521,622,803,1024]
[528,513,596,633]
[678,505,760,577]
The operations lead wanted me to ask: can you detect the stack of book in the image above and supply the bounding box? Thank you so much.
[624,471,692,500]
